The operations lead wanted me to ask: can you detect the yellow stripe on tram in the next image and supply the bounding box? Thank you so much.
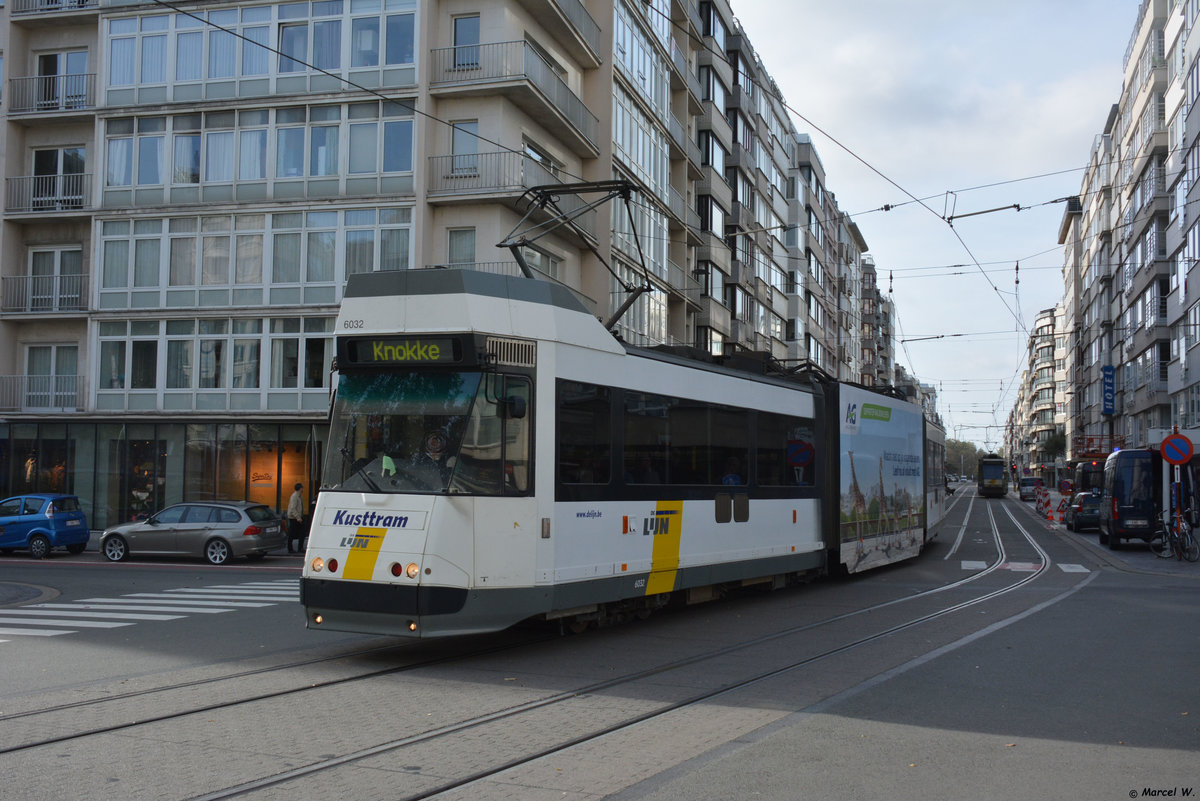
[342,527,388,581]
[646,500,683,595]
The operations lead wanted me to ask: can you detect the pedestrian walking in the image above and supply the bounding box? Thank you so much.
[287,483,305,553]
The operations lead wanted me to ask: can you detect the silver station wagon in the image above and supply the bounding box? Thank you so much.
[100,501,284,565]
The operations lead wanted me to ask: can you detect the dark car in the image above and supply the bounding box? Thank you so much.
[0,493,90,558]
[1099,448,1159,549]
[1064,491,1101,532]
[100,501,285,565]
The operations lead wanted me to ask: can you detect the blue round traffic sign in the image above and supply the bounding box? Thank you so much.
[787,440,814,466]
[1161,433,1194,466]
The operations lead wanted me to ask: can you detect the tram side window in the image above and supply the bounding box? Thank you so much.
[709,405,749,485]
[455,374,531,495]
[624,391,749,486]
[557,380,611,484]
[624,391,676,483]
[503,377,531,493]
[756,412,815,486]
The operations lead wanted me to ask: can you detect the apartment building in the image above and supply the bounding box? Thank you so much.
[1046,0,1192,475]
[1,0,896,528]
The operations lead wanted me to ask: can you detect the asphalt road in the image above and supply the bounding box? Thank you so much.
[0,485,1195,800]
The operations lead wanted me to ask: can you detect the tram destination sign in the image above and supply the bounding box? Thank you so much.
[345,336,463,365]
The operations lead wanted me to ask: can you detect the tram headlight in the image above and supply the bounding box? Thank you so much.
[311,557,325,572]
[406,562,420,579]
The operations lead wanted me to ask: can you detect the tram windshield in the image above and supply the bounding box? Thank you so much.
[322,369,530,496]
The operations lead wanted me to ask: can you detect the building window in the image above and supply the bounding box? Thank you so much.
[98,207,413,297]
[107,5,417,92]
[448,228,476,265]
[107,102,414,192]
[451,120,478,174]
[28,249,84,311]
[453,14,480,69]
[521,246,561,280]
[26,344,78,408]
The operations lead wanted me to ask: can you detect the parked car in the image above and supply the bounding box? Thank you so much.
[99,501,285,565]
[1064,491,1101,532]
[1018,477,1041,501]
[0,493,90,558]
[1099,448,1160,549]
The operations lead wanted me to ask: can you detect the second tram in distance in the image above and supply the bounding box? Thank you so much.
[300,268,946,637]
[977,453,1009,498]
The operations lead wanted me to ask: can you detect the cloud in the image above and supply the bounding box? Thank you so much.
[729,0,1134,445]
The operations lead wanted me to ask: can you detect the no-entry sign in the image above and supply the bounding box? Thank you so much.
[1161,433,1194,466]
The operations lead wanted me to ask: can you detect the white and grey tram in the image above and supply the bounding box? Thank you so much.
[300,269,945,637]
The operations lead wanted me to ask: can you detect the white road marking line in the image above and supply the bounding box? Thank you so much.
[9,608,183,621]
[116,594,274,607]
[0,627,73,637]
[42,602,231,614]
[0,617,130,628]
[162,589,296,599]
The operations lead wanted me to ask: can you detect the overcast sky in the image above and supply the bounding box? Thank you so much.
[729,1,1138,450]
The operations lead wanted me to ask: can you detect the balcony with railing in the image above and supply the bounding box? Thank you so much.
[5,174,92,213]
[513,0,601,67]
[0,375,86,412]
[667,257,702,310]
[1,274,88,314]
[429,41,599,157]
[10,0,98,17]
[666,184,701,239]
[7,74,97,116]
[668,113,702,177]
[426,151,597,243]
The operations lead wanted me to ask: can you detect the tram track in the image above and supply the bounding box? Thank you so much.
[193,501,1060,801]
[0,630,557,755]
[1,497,1074,801]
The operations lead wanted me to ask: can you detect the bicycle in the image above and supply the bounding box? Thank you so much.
[1154,508,1200,562]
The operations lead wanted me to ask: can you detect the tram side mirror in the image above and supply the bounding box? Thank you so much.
[501,395,527,419]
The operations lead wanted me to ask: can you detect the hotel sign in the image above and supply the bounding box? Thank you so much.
[1101,365,1114,415]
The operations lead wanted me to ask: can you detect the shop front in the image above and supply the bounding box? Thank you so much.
[0,420,326,530]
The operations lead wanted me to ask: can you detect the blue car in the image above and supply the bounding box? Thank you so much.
[0,493,90,558]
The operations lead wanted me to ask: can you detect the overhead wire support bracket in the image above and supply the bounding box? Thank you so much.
[946,203,1022,226]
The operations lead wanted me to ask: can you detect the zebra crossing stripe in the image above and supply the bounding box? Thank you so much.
[117,594,274,607]
[159,591,297,601]
[53,601,231,614]
[8,608,183,621]
[0,581,297,643]
[0,627,72,637]
[0,616,130,628]
[1058,564,1089,573]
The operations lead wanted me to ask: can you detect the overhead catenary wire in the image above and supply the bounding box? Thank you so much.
[149,0,1140,441]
